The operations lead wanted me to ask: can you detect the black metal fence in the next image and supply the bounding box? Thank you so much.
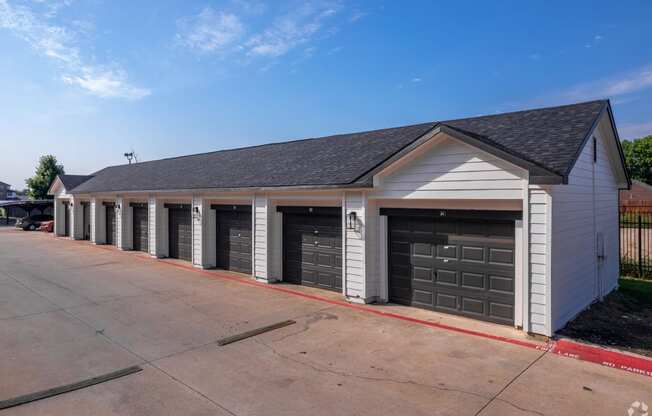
[620,205,652,279]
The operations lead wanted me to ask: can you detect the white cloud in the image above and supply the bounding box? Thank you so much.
[411,77,421,83]
[0,0,149,99]
[62,67,150,100]
[245,2,341,58]
[557,65,652,102]
[594,34,603,41]
[620,122,652,140]
[176,7,244,53]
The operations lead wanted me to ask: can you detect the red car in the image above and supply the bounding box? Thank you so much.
[39,220,54,233]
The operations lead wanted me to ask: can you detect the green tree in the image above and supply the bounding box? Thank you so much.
[622,135,652,184]
[25,155,64,200]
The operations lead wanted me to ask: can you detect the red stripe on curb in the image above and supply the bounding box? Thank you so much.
[550,339,652,378]
[54,235,652,378]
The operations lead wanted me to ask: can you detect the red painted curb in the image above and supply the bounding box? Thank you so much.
[55,235,652,378]
[550,339,652,378]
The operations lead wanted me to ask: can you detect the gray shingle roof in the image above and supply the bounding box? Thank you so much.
[70,100,610,194]
[58,175,93,190]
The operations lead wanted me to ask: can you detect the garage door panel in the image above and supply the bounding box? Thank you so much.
[389,215,515,325]
[490,302,514,322]
[435,293,458,310]
[133,207,148,252]
[169,207,191,261]
[460,272,485,290]
[216,210,252,274]
[489,274,514,293]
[434,269,458,286]
[488,248,514,265]
[106,207,116,245]
[283,212,342,292]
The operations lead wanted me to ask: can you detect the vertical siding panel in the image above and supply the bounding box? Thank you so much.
[344,192,366,300]
[192,195,203,267]
[528,185,550,335]
[254,195,269,281]
[90,197,97,242]
[550,116,621,331]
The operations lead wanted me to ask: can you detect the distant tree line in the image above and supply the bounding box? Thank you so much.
[622,135,652,185]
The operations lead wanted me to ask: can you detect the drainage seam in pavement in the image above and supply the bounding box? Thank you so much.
[473,349,549,416]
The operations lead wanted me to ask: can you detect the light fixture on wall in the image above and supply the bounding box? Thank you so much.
[347,211,357,230]
[194,206,200,214]
[116,203,121,210]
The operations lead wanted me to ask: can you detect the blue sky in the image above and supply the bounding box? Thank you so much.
[1,0,651,189]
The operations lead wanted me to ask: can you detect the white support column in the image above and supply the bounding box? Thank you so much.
[343,191,367,302]
[91,198,106,244]
[71,198,84,240]
[253,194,275,282]
[116,197,133,250]
[148,196,168,258]
[192,195,216,268]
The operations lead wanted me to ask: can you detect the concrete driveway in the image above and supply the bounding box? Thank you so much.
[0,228,650,415]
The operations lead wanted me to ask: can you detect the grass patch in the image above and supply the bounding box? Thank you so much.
[619,277,652,304]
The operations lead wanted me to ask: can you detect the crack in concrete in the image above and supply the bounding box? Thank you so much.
[474,349,549,416]
[256,338,490,399]
[257,338,547,416]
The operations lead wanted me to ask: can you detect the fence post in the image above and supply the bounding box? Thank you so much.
[639,213,643,277]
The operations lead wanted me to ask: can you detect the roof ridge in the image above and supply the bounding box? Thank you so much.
[97,121,439,171]
[443,99,608,123]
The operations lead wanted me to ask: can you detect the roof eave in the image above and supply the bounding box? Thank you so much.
[69,182,373,195]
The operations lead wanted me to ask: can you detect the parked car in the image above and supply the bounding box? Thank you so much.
[39,220,54,233]
[16,214,53,231]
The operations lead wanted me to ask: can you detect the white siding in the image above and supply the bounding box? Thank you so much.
[192,196,216,268]
[117,198,133,250]
[115,198,124,249]
[550,115,621,332]
[91,199,106,244]
[344,192,366,300]
[595,120,620,295]
[528,186,550,335]
[373,134,525,199]
[254,195,270,281]
[148,197,168,257]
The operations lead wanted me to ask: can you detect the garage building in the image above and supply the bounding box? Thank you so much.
[48,100,630,336]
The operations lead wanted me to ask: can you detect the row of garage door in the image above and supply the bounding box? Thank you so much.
[98,203,518,326]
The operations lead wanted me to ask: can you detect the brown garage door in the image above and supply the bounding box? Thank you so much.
[132,204,148,253]
[168,204,191,261]
[105,203,116,245]
[385,209,517,325]
[281,207,342,292]
[214,205,252,274]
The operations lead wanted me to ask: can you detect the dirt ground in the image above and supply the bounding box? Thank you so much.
[558,279,652,358]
